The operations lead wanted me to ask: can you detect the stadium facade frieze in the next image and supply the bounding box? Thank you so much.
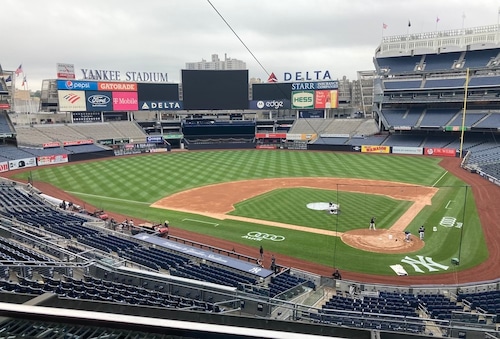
[81,69,168,82]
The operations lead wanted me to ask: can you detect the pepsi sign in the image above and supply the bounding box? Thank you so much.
[85,91,113,111]
[57,80,98,91]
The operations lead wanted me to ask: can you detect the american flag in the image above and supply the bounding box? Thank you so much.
[15,64,22,76]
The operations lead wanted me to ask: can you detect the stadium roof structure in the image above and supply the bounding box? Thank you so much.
[376,24,500,57]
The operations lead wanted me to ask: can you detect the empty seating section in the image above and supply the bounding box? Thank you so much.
[376,55,421,74]
[64,144,107,153]
[384,135,425,147]
[0,274,222,312]
[424,78,465,88]
[0,112,13,135]
[19,147,70,157]
[384,80,421,90]
[69,123,123,140]
[468,76,500,87]
[0,184,45,208]
[474,113,500,128]
[469,147,500,165]
[78,234,140,254]
[382,109,421,127]
[353,120,379,136]
[0,237,55,263]
[289,119,328,134]
[269,271,312,297]
[0,145,36,161]
[30,124,87,142]
[314,137,348,145]
[317,292,424,333]
[418,294,463,320]
[350,135,387,146]
[120,247,189,271]
[423,52,461,71]
[172,263,257,288]
[421,134,458,148]
[15,125,58,146]
[458,290,500,317]
[290,118,378,138]
[419,109,459,127]
[447,113,487,127]
[109,121,148,140]
[463,49,500,68]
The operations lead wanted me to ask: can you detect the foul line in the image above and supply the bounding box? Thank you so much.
[432,171,448,187]
[182,218,219,227]
[66,191,151,205]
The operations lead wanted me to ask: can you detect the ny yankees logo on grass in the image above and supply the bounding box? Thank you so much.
[400,255,449,273]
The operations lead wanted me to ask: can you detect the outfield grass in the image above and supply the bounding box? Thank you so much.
[17,150,487,276]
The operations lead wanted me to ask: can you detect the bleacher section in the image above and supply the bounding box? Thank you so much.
[423,52,462,71]
[0,112,14,135]
[290,118,378,138]
[14,121,147,147]
[463,48,500,68]
[376,55,422,74]
[419,109,459,128]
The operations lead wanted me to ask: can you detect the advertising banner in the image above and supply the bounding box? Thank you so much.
[43,142,61,148]
[63,139,93,146]
[424,147,457,157]
[163,134,183,139]
[361,145,391,153]
[139,101,183,110]
[0,161,8,173]
[85,91,113,111]
[392,146,424,155]
[0,103,10,109]
[255,133,287,139]
[256,145,278,149]
[57,80,98,91]
[314,90,330,109]
[146,135,164,144]
[292,91,314,109]
[291,80,338,90]
[37,154,69,166]
[58,90,87,112]
[99,82,137,91]
[8,157,36,170]
[112,92,138,111]
[249,99,291,110]
[56,63,75,79]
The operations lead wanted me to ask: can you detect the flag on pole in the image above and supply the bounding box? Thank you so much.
[436,17,440,23]
[14,64,22,76]
[408,20,412,27]
[22,76,27,87]
[383,23,388,29]
[4,75,12,83]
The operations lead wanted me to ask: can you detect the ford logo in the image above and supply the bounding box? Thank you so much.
[88,95,110,105]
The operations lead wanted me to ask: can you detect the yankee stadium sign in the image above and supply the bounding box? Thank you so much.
[81,68,168,82]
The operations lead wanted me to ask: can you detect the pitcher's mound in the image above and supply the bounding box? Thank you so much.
[341,229,424,254]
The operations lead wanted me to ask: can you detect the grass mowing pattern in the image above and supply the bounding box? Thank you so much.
[230,188,412,232]
[18,150,487,275]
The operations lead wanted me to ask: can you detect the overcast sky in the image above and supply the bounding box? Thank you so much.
[3,0,500,90]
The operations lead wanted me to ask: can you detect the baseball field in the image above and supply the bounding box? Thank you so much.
[13,150,489,280]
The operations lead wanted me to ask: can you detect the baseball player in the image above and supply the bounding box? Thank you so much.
[369,216,376,230]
